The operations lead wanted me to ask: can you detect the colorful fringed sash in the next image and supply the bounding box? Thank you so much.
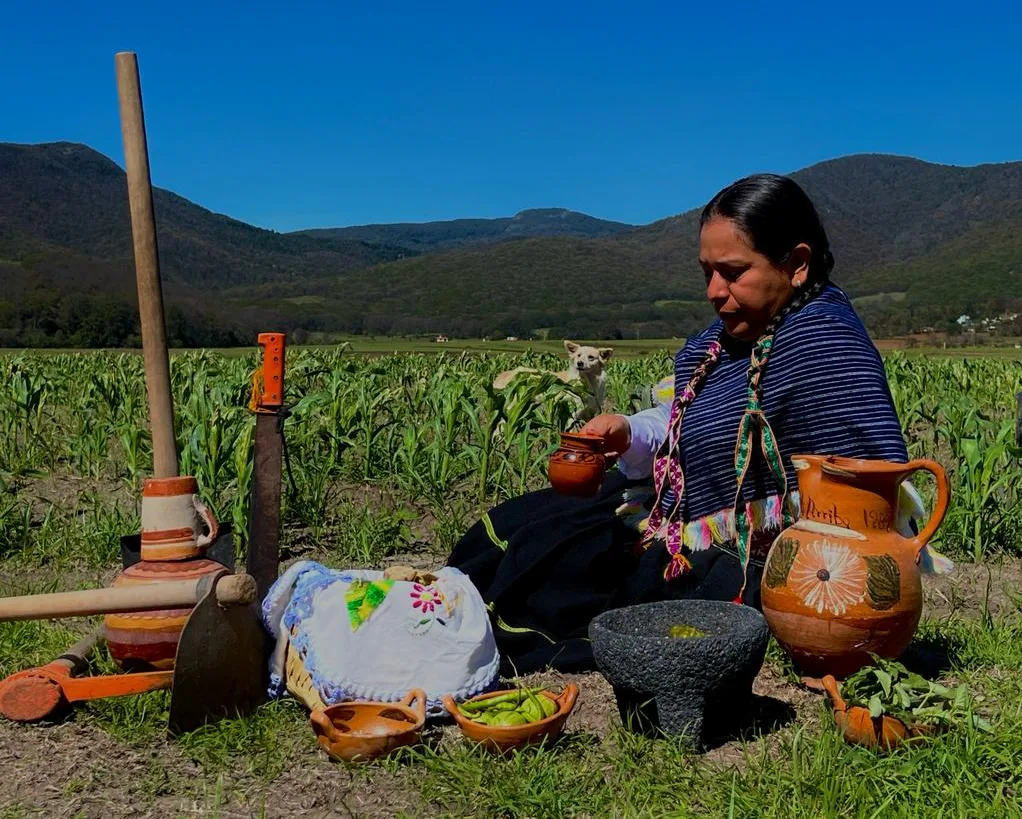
[641,281,825,600]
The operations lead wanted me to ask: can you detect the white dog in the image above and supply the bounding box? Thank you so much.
[493,340,613,422]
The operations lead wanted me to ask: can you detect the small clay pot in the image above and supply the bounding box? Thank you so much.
[310,689,426,763]
[548,433,607,496]
[442,684,579,754]
[822,674,941,753]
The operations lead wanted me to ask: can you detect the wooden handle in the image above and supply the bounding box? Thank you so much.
[115,51,177,479]
[52,627,103,673]
[0,572,256,622]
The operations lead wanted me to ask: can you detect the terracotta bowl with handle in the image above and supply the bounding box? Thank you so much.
[822,675,942,753]
[310,689,426,763]
[442,683,579,754]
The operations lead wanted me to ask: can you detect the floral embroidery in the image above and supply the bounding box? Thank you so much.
[411,583,442,614]
[789,539,867,615]
[345,578,395,631]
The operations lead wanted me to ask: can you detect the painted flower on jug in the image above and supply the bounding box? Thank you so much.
[410,583,442,614]
[788,539,867,616]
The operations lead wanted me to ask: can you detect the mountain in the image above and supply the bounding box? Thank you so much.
[294,208,635,252]
[0,142,411,291]
[3,143,1021,346]
[0,141,416,345]
[225,154,1022,340]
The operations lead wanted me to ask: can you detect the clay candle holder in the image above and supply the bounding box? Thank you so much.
[548,432,607,496]
[310,689,427,763]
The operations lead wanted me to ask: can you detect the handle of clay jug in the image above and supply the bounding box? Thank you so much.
[903,458,951,562]
[400,688,428,723]
[192,495,219,548]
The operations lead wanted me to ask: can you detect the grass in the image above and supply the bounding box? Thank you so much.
[0,571,1018,817]
[1,348,1022,814]
[382,620,1022,819]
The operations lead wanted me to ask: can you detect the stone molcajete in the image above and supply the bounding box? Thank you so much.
[589,600,768,748]
[760,454,950,680]
[548,432,607,497]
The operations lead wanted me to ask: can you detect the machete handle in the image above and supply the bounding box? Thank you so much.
[255,332,286,411]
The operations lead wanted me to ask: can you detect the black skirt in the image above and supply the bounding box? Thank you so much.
[447,469,764,674]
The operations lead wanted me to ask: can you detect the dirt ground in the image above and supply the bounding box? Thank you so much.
[0,556,1017,818]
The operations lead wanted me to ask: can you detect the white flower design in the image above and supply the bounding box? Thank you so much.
[789,539,867,616]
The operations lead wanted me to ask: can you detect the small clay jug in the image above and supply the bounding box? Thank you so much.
[139,476,219,562]
[548,432,606,496]
[760,454,950,680]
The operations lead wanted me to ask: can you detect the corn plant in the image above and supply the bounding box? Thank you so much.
[4,347,1022,563]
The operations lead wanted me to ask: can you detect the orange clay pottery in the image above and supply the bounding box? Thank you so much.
[760,455,950,680]
[442,683,579,754]
[821,674,940,752]
[310,689,427,763]
[548,432,607,496]
[104,476,221,670]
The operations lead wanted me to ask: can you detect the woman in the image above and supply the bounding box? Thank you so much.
[448,174,913,675]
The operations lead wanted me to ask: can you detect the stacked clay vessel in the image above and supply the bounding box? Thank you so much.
[104,477,221,670]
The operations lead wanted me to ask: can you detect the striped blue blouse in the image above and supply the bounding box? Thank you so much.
[618,283,908,521]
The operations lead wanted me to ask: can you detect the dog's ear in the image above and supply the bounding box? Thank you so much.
[563,340,579,354]
[598,347,614,361]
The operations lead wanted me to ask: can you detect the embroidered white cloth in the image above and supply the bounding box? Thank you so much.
[262,561,501,716]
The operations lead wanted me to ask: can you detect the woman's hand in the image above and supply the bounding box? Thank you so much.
[580,414,631,458]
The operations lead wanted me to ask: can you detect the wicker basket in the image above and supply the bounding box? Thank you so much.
[284,626,327,712]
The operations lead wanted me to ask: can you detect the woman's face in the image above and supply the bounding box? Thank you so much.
[698,216,809,342]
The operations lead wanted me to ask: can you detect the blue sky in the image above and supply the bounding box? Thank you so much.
[2,1,1020,232]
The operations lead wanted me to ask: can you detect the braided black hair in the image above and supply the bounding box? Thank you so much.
[700,174,834,283]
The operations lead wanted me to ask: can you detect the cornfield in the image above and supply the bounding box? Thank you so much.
[2,348,1020,566]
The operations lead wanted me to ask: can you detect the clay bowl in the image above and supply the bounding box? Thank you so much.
[310,689,426,763]
[822,675,943,753]
[548,432,607,496]
[442,684,579,754]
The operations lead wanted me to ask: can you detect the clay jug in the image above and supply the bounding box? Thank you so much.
[548,432,607,496]
[760,454,950,680]
[104,476,222,670]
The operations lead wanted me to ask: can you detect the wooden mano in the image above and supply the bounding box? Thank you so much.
[760,454,950,679]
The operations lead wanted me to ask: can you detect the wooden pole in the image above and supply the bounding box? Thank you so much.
[0,574,257,622]
[115,51,178,478]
